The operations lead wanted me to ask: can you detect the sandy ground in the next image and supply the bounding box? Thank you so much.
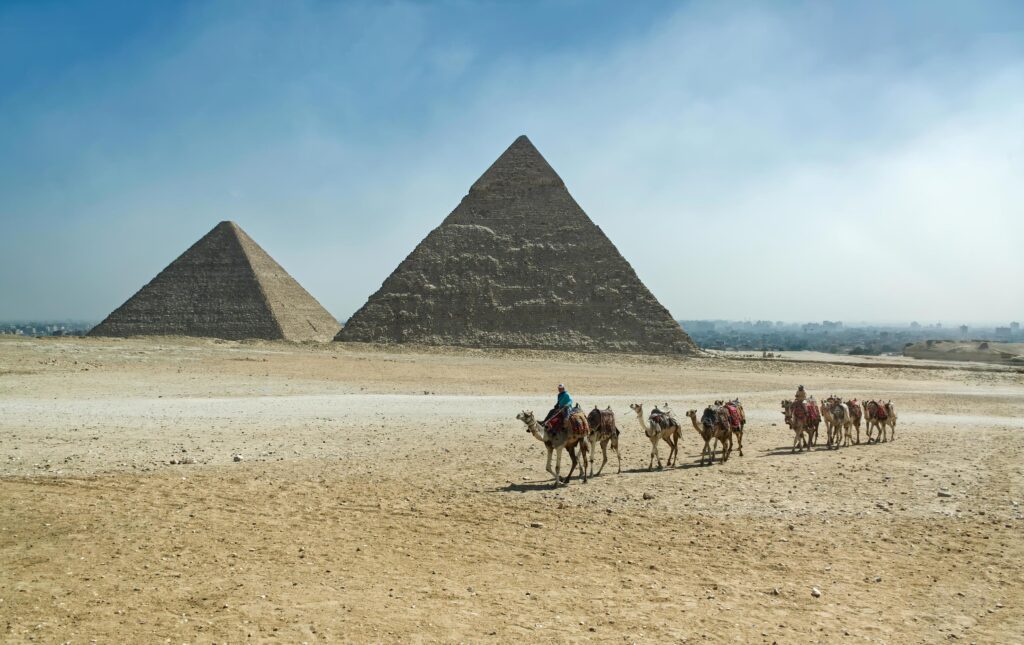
[1,336,1023,643]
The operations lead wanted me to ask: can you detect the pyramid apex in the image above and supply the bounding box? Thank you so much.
[470,135,561,192]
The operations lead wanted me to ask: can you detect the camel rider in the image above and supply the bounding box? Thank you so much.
[543,384,574,424]
[795,385,807,402]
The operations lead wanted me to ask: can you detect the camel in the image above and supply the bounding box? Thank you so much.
[827,400,854,447]
[823,395,851,448]
[517,410,590,486]
[717,399,746,457]
[586,406,622,475]
[780,400,812,452]
[685,408,731,464]
[820,397,837,448]
[846,399,863,444]
[793,398,822,446]
[630,402,680,469]
[864,400,897,443]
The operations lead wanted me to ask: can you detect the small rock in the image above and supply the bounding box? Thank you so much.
[233,454,243,462]
[811,587,821,598]
[875,576,882,583]
[642,492,655,500]
[770,587,780,596]
[530,522,543,528]
[938,490,953,498]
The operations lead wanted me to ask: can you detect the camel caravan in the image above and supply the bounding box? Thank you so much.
[782,385,897,452]
[517,383,898,487]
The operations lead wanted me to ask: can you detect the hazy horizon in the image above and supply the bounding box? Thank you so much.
[2,1,1022,323]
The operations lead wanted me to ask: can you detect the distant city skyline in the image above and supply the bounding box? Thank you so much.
[1,1,1022,323]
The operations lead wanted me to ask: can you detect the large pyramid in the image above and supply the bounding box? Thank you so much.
[337,136,697,354]
[90,221,340,341]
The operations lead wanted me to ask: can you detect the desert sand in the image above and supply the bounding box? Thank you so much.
[1,336,1022,643]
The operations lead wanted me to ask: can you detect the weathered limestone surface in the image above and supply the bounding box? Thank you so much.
[90,221,339,341]
[337,136,697,354]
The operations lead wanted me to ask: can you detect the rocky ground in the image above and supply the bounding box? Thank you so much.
[1,336,1022,643]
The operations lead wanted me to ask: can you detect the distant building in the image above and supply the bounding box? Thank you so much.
[996,327,1012,340]
[959,324,969,337]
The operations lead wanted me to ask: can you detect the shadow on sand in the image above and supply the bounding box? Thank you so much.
[491,460,720,493]
[757,441,882,457]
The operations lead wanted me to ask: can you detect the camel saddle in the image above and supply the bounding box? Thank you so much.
[792,400,820,423]
[545,408,566,431]
[650,409,676,429]
[565,411,590,438]
[588,406,615,430]
[700,407,717,427]
[846,400,862,419]
[723,402,742,429]
[873,402,888,420]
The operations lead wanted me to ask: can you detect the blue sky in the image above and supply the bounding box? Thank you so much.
[1,0,1022,324]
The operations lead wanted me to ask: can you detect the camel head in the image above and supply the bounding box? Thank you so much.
[516,410,536,431]
[686,409,697,420]
[629,402,644,417]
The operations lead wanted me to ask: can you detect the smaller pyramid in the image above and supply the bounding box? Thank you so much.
[89,221,339,341]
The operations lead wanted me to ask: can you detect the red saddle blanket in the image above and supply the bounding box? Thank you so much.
[873,404,888,420]
[793,401,820,423]
[545,410,565,430]
[723,403,742,429]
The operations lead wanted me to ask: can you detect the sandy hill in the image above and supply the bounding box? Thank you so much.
[903,340,1024,365]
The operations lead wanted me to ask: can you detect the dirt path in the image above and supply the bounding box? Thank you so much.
[2,337,1022,642]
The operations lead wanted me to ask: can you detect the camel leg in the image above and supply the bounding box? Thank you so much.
[579,441,589,484]
[612,436,621,474]
[735,430,743,456]
[595,439,608,476]
[649,437,662,470]
[553,448,563,487]
[545,446,557,481]
[663,435,676,467]
[564,445,579,482]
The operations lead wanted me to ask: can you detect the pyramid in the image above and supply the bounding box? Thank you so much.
[336,136,698,355]
[90,221,340,341]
